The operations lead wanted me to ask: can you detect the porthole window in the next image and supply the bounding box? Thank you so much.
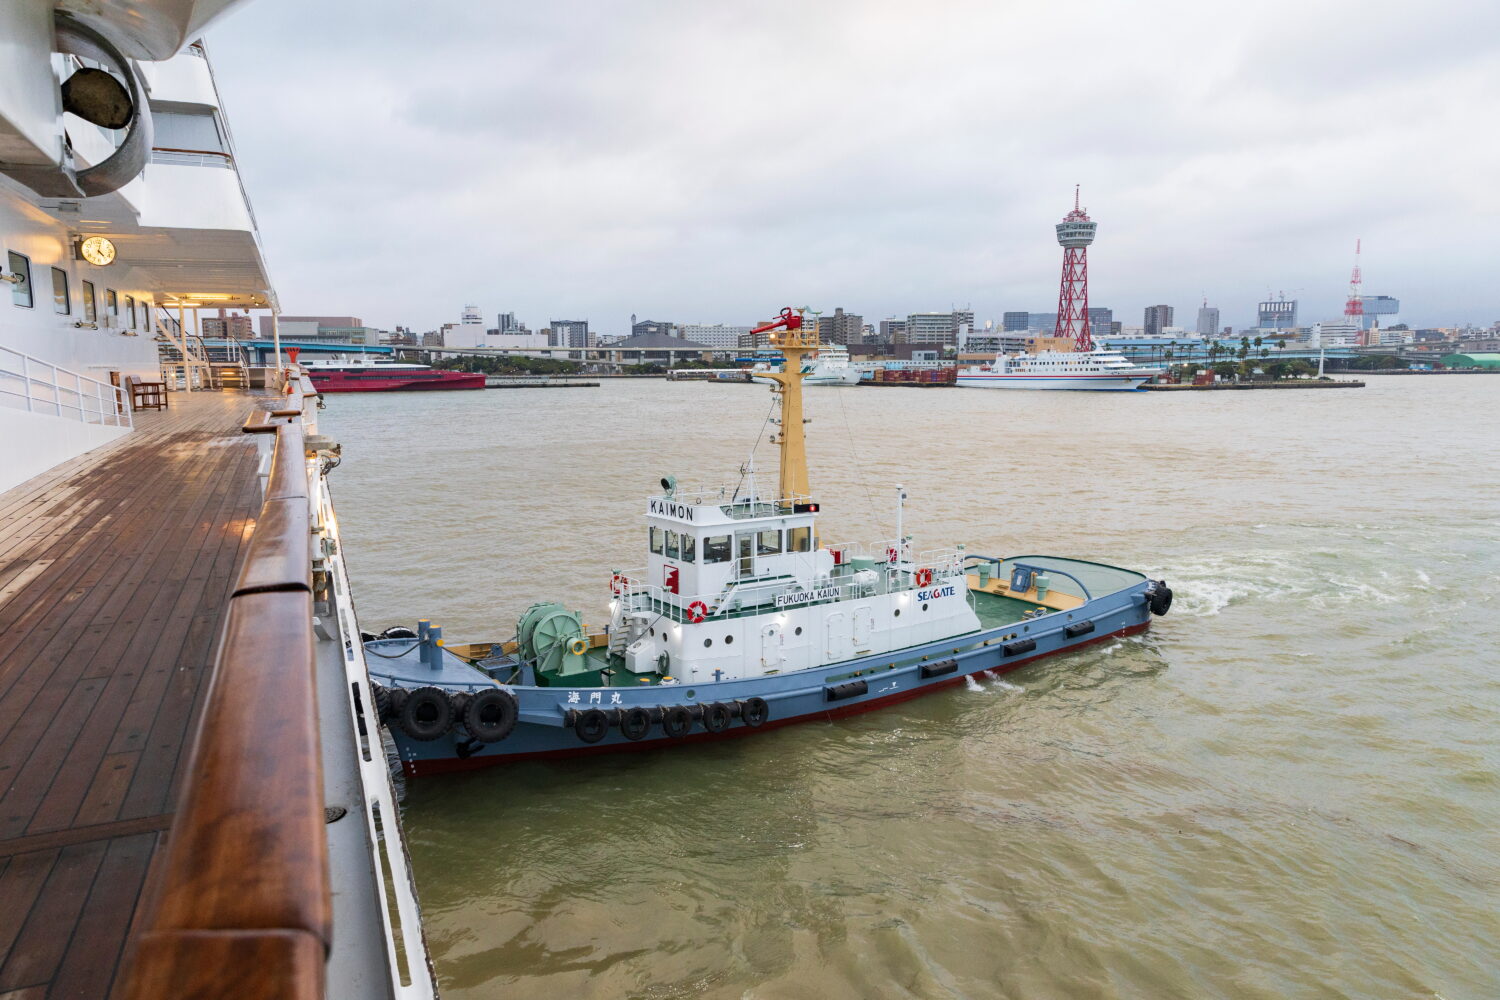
[794,626,803,636]
[703,638,712,648]
[725,635,734,644]
[1023,625,1029,632]
[922,603,929,612]
[650,628,655,637]
[894,609,901,617]
[686,689,695,699]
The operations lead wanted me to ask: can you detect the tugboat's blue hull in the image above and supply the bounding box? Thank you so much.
[370,579,1161,777]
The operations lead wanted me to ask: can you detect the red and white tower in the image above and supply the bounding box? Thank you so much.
[1344,238,1364,332]
[1053,185,1097,352]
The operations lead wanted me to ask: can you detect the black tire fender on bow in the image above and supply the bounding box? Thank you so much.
[619,706,652,741]
[741,696,770,728]
[1149,580,1174,616]
[574,707,609,743]
[703,702,732,733]
[399,686,454,741]
[464,687,519,743]
[662,705,694,738]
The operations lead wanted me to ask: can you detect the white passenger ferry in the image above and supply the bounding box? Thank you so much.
[956,349,1161,391]
[752,341,862,386]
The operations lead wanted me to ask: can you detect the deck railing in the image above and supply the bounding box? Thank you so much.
[0,344,131,427]
[117,388,329,999]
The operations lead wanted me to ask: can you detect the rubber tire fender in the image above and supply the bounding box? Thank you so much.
[619,706,652,741]
[1149,581,1173,616]
[703,701,732,733]
[399,686,454,741]
[741,697,770,728]
[662,705,694,739]
[371,683,391,722]
[464,688,519,743]
[574,707,610,744]
[380,625,419,640]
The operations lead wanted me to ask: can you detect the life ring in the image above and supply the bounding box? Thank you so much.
[463,688,518,742]
[703,702,732,733]
[619,706,652,741]
[662,704,694,738]
[686,600,708,623]
[915,567,934,587]
[397,686,454,742]
[567,636,588,656]
[886,547,899,563]
[741,696,770,727]
[610,573,626,595]
[574,707,609,743]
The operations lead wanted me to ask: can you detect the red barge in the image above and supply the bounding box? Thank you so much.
[302,359,485,392]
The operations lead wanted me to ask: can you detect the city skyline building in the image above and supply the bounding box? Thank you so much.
[678,323,750,350]
[1196,301,1220,337]
[1257,297,1298,330]
[1143,304,1174,337]
[816,307,864,345]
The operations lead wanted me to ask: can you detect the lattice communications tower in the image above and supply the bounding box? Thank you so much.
[1054,185,1097,351]
[1343,238,1364,329]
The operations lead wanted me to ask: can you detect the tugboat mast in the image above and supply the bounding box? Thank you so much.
[749,307,818,501]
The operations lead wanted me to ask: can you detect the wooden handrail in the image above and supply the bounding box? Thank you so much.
[118,415,330,1000]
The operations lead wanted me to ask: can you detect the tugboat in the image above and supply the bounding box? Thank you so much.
[367,307,1172,775]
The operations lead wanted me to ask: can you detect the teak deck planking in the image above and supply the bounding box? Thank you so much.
[0,390,274,998]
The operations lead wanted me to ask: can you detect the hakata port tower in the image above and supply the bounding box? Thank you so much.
[1053,186,1098,351]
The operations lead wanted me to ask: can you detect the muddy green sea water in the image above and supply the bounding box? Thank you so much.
[321,375,1499,1000]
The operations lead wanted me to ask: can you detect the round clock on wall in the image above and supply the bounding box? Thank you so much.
[79,235,116,266]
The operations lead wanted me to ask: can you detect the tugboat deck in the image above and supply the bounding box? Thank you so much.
[0,389,271,998]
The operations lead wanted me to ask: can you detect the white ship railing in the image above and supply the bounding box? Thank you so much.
[0,345,131,428]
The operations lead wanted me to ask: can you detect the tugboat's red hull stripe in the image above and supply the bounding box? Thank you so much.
[402,621,1149,776]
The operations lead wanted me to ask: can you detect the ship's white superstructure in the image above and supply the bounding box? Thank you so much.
[956,349,1160,391]
[0,4,276,490]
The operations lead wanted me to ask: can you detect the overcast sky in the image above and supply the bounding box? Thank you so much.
[204,0,1500,333]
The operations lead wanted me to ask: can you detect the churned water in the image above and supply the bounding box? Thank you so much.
[321,376,1500,1000]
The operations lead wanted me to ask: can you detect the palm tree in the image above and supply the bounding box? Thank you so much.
[1277,338,1287,351]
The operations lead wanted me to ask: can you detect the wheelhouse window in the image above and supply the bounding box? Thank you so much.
[125,295,136,329]
[7,251,32,308]
[51,268,69,315]
[787,526,811,552]
[757,528,782,555]
[703,535,731,563]
[81,280,96,323]
[106,289,118,324]
[664,530,680,560]
[680,534,696,563]
[649,526,664,555]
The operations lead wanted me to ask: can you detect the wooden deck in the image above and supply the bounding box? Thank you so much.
[0,390,274,999]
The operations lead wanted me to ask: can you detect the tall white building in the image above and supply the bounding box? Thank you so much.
[1312,321,1361,347]
[1196,305,1220,337]
[677,324,749,351]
